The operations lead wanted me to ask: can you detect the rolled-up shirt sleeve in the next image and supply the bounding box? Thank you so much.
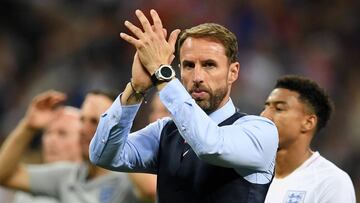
[89,95,170,174]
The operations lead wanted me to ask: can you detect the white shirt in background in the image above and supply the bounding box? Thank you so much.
[265,151,356,203]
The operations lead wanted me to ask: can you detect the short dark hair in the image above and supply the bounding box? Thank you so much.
[275,75,334,133]
[176,23,238,63]
[87,90,117,101]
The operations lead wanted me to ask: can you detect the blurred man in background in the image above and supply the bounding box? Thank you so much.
[13,106,83,203]
[0,90,142,203]
[262,75,356,203]
[40,106,83,163]
[0,91,82,203]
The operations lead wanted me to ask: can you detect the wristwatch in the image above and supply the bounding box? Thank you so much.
[151,64,175,85]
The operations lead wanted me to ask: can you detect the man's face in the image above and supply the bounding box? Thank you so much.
[42,108,82,163]
[179,37,239,113]
[260,88,311,149]
[80,94,113,159]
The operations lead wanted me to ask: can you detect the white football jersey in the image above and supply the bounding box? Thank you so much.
[265,152,356,203]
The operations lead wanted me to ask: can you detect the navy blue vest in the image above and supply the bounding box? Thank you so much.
[156,112,271,203]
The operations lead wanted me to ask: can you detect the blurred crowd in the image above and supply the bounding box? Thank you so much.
[0,0,359,198]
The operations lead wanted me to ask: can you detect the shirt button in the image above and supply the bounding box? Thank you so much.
[101,138,106,143]
[181,126,186,131]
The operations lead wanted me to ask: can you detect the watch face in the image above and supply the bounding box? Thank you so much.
[160,66,173,78]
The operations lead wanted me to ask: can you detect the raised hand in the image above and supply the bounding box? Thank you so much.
[130,51,152,93]
[23,90,66,130]
[120,9,180,76]
[130,27,174,92]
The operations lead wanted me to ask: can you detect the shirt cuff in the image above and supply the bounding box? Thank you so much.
[159,79,192,114]
[102,94,141,128]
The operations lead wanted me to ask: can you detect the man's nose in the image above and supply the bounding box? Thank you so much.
[192,65,204,83]
[260,109,273,121]
[80,124,89,137]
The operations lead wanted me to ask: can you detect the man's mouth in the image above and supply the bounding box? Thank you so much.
[191,89,208,99]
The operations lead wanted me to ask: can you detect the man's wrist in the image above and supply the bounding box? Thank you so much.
[19,119,40,133]
[155,78,174,91]
[121,82,144,105]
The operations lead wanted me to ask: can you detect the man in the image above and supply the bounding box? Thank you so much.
[0,90,140,203]
[90,9,278,203]
[41,106,83,164]
[13,106,83,203]
[261,75,356,203]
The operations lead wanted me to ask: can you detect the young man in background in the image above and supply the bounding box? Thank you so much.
[262,75,356,203]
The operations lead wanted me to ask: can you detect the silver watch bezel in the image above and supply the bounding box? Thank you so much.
[155,64,175,81]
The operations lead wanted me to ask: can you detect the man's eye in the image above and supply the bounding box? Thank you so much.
[183,65,194,69]
[182,62,195,69]
[275,107,283,111]
[204,63,215,68]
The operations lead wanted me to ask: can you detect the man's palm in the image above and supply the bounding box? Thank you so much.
[24,91,66,130]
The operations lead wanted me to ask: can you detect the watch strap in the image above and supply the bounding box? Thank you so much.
[151,73,159,86]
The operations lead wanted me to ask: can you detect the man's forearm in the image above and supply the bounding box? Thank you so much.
[90,93,139,169]
[90,94,163,173]
[0,119,36,183]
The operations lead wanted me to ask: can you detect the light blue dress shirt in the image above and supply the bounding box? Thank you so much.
[90,79,278,184]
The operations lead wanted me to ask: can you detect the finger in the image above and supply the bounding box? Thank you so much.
[120,33,142,48]
[35,92,66,110]
[135,10,152,33]
[33,90,65,105]
[163,28,167,38]
[151,25,167,38]
[150,9,163,35]
[47,91,66,104]
[48,95,67,107]
[43,93,66,107]
[168,29,181,51]
[124,20,144,39]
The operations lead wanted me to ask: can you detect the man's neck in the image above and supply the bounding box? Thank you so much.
[275,144,313,178]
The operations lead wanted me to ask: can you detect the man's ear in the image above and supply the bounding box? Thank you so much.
[228,62,240,84]
[301,114,317,133]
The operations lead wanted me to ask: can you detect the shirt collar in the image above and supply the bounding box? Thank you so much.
[208,98,236,124]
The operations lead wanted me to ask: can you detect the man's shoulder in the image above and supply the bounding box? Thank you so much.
[234,114,275,124]
[27,161,80,175]
[314,154,352,180]
[306,154,355,201]
[298,153,353,190]
[233,114,278,136]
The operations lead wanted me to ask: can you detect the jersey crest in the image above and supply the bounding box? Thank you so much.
[284,190,306,203]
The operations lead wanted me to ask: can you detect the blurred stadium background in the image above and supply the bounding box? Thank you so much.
[0,0,359,198]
